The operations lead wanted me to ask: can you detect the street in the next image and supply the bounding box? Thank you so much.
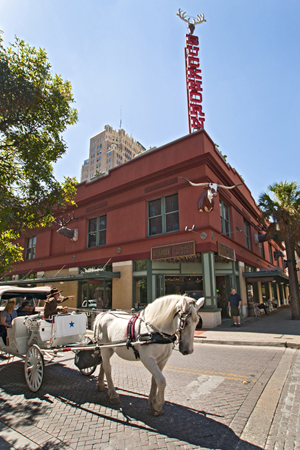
[1,343,297,449]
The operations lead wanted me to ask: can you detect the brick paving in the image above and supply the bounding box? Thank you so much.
[265,350,300,450]
[1,343,294,449]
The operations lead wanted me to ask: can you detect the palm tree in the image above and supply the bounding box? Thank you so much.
[259,181,300,320]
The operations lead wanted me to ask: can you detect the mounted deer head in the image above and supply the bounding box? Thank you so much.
[177,9,206,34]
[54,212,79,242]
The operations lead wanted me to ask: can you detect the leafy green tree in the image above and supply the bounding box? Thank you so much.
[0,35,78,274]
[259,181,300,320]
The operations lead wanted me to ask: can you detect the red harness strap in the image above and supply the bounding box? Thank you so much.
[126,313,141,359]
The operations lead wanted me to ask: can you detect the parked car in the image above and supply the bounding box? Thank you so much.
[81,300,97,308]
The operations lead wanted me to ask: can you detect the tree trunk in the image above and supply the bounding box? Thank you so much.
[285,238,300,319]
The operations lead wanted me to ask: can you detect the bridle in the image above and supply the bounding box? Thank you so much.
[174,303,196,344]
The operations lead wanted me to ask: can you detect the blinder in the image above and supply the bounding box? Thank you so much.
[174,307,191,343]
[174,301,202,342]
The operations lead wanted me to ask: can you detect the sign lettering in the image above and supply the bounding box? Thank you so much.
[185,34,205,133]
[151,241,195,261]
[217,242,236,262]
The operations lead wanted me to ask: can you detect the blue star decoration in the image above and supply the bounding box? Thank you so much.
[69,321,75,328]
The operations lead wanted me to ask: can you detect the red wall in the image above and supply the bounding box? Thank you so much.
[11,130,283,276]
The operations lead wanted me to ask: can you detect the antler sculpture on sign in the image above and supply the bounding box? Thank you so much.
[54,211,79,241]
[180,177,243,213]
[177,9,206,34]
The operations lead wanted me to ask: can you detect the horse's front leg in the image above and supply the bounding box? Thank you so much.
[149,376,157,409]
[142,356,169,416]
[98,348,120,404]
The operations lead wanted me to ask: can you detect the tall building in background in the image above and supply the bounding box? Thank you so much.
[80,124,146,182]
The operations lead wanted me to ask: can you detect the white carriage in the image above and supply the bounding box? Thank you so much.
[0,312,97,392]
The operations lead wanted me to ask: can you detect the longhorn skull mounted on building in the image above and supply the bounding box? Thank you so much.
[54,212,79,241]
[180,177,243,213]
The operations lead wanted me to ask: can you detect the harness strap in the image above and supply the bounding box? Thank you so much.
[138,333,176,344]
[126,313,141,359]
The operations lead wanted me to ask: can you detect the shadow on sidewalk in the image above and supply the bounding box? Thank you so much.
[206,305,300,336]
[0,359,262,450]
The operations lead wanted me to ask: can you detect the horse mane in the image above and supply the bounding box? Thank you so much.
[144,294,198,330]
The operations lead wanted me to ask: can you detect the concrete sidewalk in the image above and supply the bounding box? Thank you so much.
[195,304,300,348]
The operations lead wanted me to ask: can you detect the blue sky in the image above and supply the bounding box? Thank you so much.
[1,0,299,202]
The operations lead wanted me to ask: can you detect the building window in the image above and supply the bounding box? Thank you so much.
[259,241,264,258]
[219,199,231,236]
[148,193,179,236]
[87,215,107,248]
[25,236,36,260]
[269,243,273,264]
[244,221,251,250]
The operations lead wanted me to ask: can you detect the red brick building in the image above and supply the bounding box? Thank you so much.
[1,129,289,327]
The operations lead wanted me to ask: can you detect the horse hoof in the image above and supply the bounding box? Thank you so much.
[150,405,164,416]
[110,396,120,404]
[96,383,105,392]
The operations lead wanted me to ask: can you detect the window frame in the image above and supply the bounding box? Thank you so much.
[148,193,179,237]
[259,241,265,258]
[268,243,273,264]
[219,198,231,237]
[87,214,107,248]
[244,221,251,250]
[25,236,36,260]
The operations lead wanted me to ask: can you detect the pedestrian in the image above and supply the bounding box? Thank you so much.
[0,299,17,344]
[44,288,74,319]
[257,303,268,315]
[97,297,103,309]
[228,288,242,327]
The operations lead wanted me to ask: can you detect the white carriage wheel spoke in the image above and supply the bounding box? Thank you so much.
[25,345,44,392]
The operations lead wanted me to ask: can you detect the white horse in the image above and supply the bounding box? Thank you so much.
[93,294,204,416]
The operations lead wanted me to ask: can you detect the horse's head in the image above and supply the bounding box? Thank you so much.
[174,296,204,355]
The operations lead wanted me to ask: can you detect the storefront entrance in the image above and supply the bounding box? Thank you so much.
[216,275,231,318]
[165,276,203,299]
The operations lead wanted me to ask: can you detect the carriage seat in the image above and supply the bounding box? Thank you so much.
[7,317,30,354]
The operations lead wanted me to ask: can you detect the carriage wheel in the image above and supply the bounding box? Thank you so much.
[80,365,97,376]
[24,345,44,392]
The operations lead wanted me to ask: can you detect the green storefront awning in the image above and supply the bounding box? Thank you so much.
[0,270,120,287]
[242,270,289,284]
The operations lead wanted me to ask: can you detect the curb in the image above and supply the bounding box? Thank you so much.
[239,348,295,448]
[194,337,300,349]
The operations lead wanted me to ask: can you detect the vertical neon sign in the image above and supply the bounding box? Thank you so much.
[185,34,205,133]
[177,9,206,134]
